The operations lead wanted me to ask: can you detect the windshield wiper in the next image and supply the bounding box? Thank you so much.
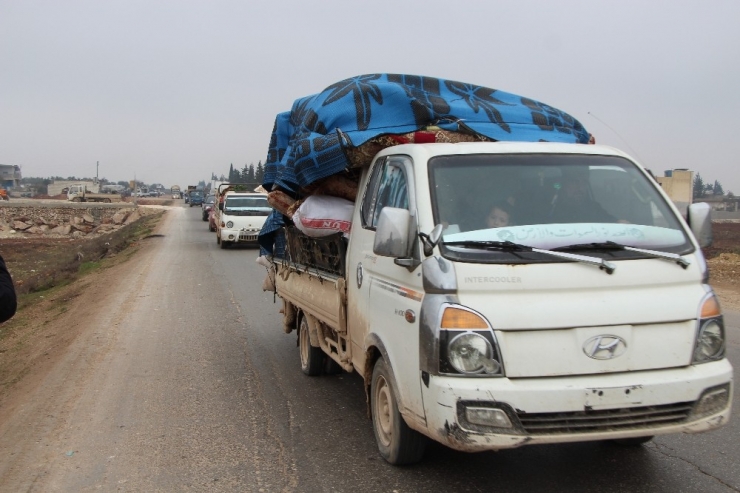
[444,240,529,251]
[444,240,616,274]
[554,241,690,269]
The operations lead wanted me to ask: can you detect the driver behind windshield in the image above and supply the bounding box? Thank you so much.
[549,168,617,223]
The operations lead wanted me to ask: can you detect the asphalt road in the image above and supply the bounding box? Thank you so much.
[7,205,740,492]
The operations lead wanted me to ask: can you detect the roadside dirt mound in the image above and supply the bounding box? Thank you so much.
[707,252,740,284]
[1,211,163,295]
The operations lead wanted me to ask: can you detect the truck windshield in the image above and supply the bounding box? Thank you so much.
[224,196,271,215]
[428,153,693,263]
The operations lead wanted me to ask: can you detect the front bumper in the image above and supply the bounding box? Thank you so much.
[421,359,733,452]
[219,228,260,244]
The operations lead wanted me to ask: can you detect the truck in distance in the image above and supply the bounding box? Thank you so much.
[67,184,121,203]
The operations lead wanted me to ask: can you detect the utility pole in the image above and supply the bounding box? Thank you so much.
[96,161,99,184]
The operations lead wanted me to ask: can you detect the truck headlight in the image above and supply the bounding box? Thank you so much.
[448,333,500,374]
[694,320,725,362]
[226,221,234,228]
[439,305,504,376]
[693,294,725,364]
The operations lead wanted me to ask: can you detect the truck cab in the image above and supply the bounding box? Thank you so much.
[275,141,731,464]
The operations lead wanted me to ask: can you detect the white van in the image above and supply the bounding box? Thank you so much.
[216,192,271,249]
[273,141,731,464]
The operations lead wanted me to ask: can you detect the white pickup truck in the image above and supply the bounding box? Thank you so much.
[271,141,732,465]
[215,191,271,249]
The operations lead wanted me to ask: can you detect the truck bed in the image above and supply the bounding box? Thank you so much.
[276,263,346,333]
[275,226,348,333]
[281,226,346,276]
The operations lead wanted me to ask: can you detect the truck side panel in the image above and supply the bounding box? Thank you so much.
[276,267,345,333]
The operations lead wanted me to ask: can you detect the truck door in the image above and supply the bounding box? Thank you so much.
[346,156,426,424]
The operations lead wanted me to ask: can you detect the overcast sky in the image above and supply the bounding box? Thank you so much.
[1,0,738,193]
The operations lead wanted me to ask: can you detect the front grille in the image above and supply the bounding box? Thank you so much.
[238,231,259,242]
[517,402,693,434]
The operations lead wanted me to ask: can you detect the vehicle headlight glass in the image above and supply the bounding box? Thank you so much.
[693,294,726,364]
[448,332,499,374]
[694,319,725,363]
[226,221,234,228]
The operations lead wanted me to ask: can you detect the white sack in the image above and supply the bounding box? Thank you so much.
[293,195,354,237]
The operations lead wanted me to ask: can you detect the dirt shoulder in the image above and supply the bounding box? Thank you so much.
[713,282,740,312]
[704,222,740,311]
[0,212,176,490]
[0,208,168,409]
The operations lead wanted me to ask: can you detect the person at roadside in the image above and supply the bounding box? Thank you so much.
[0,253,17,324]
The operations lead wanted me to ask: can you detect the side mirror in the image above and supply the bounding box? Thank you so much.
[218,202,223,211]
[420,224,444,257]
[373,207,411,258]
[688,202,712,248]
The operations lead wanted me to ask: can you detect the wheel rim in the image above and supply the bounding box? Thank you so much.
[374,375,393,447]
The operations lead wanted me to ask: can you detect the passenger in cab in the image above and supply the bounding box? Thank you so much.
[486,201,515,228]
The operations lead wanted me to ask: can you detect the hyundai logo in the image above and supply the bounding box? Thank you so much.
[583,335,627,360]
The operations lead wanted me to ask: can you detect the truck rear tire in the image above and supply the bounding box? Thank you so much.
[104,198,111,203]
[299,316,324,376]
[371,357,427,465]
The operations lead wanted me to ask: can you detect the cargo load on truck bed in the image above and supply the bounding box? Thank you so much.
[258,73,589,261]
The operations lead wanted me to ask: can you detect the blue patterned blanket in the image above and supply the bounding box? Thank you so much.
[259,74,589,255]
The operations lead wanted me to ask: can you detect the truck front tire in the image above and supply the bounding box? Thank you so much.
[299,315,324,376]
[371,357,427,465]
